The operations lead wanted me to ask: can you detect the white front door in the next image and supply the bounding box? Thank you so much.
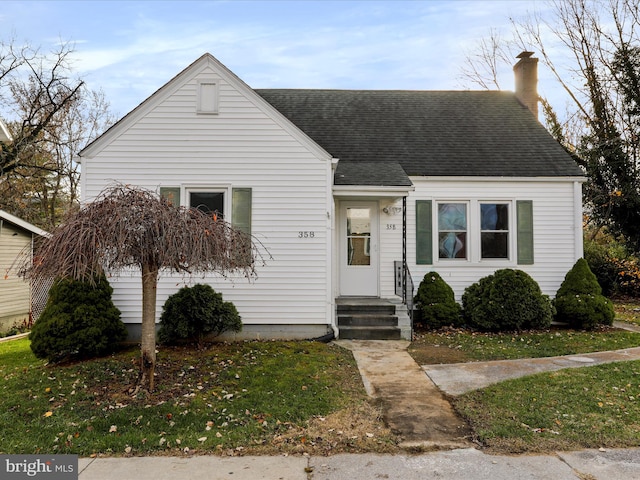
[339,201,379,296]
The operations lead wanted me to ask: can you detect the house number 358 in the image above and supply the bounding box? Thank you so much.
[298,231,315,238]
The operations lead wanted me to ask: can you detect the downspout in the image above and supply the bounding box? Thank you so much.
[328,157,340,339]
[574,180,583,260]
[402,196,407,304]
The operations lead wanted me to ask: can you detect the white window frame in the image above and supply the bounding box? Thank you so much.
[436,201,470,261]
[478,201,513,262]
[184,185,231,219]
[432,199,516,265]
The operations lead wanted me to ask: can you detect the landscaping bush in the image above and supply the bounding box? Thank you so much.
[462,269,553,332]
[158,284,242,345]
[583,238,619,296]
[554,258,615,330]
[584,232,640,297]
[29,275,126,362]
[414,271,461,329]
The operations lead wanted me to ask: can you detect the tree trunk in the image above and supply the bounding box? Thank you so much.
[140,263,159,392]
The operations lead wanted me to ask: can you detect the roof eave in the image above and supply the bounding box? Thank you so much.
[0,210,50,237]
[333,185,415,198]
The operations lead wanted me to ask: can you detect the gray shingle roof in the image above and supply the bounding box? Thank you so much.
[256,89,584,185]
[334,161,413,187]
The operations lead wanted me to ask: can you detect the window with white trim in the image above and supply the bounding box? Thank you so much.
[480,203,510,259]
[160,186,252,235]
[188,189,225,219]
[437,202,467,259]
[417,199,530,265]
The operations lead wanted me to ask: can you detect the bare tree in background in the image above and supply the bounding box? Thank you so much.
[21,184,262,393]
[0,38,114,229]
[460,0,640,251]
[0,39,84,177]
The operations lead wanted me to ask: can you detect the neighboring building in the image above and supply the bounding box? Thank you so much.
[0,210,50,333]
[78,52,585,341]
[0,119,11,143]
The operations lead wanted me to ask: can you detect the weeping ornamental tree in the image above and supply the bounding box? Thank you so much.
[21,184,260,392]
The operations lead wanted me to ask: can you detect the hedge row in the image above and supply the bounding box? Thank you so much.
[414,259,614,332]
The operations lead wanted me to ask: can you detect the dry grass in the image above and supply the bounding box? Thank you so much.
[249,400,400,456]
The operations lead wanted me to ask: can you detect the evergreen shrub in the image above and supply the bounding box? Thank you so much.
[414,271,461,329]
[554,258,615,330]
[29,275,126,361]
[462,269,553,331]
[158,284,242,345]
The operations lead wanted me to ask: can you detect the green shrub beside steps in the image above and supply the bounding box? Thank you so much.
[414,271,461,329]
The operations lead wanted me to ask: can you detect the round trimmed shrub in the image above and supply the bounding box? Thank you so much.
[414,271,461,329]
[554,258,615,330]
[29,275,126,362]
[158,284,242,345]
[462,269,553,332]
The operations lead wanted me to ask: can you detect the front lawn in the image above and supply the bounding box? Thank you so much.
[613,297,640,326]
[454,360,640,453]
[0,338,398,456]
[409,298,640,453]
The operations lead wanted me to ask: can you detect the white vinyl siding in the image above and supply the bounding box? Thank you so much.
[378,200,404,298]
[82,61,332,328]
[407,178,581,300]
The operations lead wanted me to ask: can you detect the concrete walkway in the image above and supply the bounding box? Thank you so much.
[425,345,640,395]
[424,322,640,396]
[335,340,472,449]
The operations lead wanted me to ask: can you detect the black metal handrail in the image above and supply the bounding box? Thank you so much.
[394,260,414,320]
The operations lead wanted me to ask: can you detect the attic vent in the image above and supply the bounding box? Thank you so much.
[197,79,219,114]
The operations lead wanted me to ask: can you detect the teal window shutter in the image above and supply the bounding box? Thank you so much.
[160,187,180,206]
[232,188,252,235]
[517,200,534,264]
[416,200,433,265]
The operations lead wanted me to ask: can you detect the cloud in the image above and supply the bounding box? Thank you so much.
[11,0,555,116]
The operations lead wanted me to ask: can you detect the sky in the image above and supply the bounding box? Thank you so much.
[2,0,558,119]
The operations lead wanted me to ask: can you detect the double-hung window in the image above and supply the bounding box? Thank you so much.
[480,203,509,259]
[438,202,467,259]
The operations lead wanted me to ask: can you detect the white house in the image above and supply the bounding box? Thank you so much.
[78,52,585,341]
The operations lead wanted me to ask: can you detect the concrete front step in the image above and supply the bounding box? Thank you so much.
[338,314,398,327]
[336,304,396,315]
[338,325,402,340]
[336,297,406,340]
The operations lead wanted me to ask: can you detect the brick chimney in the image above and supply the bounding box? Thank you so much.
[513,51,538,120]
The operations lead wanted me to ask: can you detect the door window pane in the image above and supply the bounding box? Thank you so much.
[347,208,371,266]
